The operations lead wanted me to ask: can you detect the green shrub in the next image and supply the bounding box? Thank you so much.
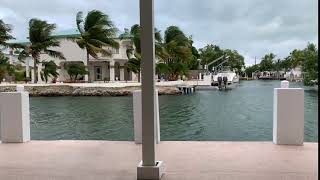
[14,71,25,82]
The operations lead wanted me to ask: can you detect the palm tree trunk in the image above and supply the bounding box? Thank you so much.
[33,57,37,84]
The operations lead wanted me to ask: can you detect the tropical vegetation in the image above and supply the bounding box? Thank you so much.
[0,19,15,49]
[244,43,318,85]
[0,11,318,85]
[18,19,65,83]
[157,26,196,80]
[74,10,119,81]
[120,25,200,81]
[119,24,166,82]
[64,62,88,81]
[41,60,59,83]
[0,19,17,82]
[199,44,245,73]
[0,53,14,82]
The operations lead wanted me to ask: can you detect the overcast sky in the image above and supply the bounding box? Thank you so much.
[0,0,318,65]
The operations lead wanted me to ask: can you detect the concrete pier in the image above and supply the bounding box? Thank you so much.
[0,141,317,180]
[177,85,196,95]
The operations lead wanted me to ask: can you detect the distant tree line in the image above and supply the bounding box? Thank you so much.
[245,43,318,86]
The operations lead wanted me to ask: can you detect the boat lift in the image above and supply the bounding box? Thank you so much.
[204,55,229,71]
[205,56,235,90]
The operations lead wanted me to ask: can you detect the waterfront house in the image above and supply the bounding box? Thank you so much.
[252,70,286,80]
[284,66,303,81]
[5,29,139,83]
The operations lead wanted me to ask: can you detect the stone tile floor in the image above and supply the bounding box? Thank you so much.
[0,141,317,180]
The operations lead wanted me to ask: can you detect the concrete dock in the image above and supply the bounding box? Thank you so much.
[0,141,317,180]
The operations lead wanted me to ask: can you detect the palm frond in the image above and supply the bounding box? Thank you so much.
[76,11,84,34]
[44,49,66,60]
[28,18,57,44]
[0,19,15,46]
[99,48,112,57]
[86,44,99,59]
[17,49,30,63]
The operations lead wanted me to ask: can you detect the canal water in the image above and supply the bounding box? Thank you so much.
[24,81,318,142]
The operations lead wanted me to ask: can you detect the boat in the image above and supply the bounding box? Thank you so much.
[211,67,239,87]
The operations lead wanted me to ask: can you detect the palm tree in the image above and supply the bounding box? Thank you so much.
[41,60,59,83]
[259,53,276,72]
[75,10,119,82]
[159,26,193,80]
[0,53,15,82]
[119,25,141,82]
[64,62,88,81]
[18,19,65,83]
[125,57,141,82]
[0,19,15,48]
[120,24,163,82]
[156,63,169,80]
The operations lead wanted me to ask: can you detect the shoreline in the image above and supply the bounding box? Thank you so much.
[0,84,182,96]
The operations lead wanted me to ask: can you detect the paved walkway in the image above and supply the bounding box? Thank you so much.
[0,141,317,180]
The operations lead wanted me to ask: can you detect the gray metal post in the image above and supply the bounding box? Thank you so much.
[140,0,156,167]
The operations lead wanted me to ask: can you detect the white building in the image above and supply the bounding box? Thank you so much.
[284,66,303,81]
[6,30,139,83]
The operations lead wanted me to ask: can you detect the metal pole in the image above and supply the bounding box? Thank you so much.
[140,0,156,167]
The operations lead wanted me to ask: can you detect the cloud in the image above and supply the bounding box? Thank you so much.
[0,0,318,65]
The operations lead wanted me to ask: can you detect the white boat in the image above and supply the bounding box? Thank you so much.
[212,69,239,86]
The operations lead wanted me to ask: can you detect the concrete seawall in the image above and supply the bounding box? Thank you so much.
[0,85,182,96]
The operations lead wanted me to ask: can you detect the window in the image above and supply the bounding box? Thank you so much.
[95,66,102,80]
[111,47,119,54]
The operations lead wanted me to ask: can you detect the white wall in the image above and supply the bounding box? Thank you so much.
[40,38,87,65]
[8,38,137,82]
[112,39,131,60]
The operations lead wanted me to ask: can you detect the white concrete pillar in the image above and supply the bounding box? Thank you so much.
[9,51,13,65]
[133,90,160,144]
[137,0,164,179]
[139,71,142,82]
[25,59,30,78]
[37,63,43,84]
[281,80,289,88]
[109,60,115,82]
[83,60,89,82]
[120,67,125,81]
[199,73,202,80]
[131,72,137,82]
[273,81,304,145]
[0,85,30,143]
[31,67,35,83]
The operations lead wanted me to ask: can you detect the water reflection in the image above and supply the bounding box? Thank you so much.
[12,80,316,142]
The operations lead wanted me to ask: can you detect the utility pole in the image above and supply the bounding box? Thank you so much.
[254,56,256,65]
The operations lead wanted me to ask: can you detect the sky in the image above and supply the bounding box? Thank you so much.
[0,0,318,66]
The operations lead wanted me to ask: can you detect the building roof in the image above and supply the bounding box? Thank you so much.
[51,29,81,38]
[7,28,130,45]
[50,28,129,39]
[7,39,30,45]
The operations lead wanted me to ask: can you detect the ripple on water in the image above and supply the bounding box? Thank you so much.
[24,81,318,142]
